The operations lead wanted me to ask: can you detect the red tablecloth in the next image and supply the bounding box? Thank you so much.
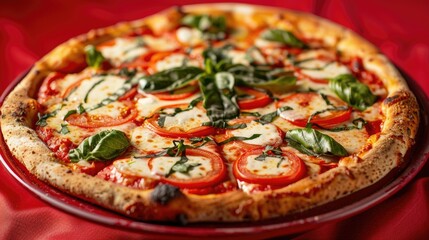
[1,0,428,239]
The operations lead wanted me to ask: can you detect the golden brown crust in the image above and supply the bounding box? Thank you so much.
[0,3,419,222]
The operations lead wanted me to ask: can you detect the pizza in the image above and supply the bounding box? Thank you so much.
[0,3,419,223]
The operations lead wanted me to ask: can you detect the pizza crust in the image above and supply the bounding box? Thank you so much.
[0,3,419,222]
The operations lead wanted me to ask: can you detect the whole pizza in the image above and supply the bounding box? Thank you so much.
[0,3,419,222]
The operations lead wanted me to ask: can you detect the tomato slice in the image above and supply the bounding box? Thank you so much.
[276,92,351,127]
[148,148,226,189]
[66,101,138,128]
[38,72,66,104]
[70,161,111,176]
[145,104,215,138]
[233,148,306,186]
[237,87,272,110]
[149,83,199,101]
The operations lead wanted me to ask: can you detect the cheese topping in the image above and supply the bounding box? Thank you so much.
[163,107,210,132]
[299,59,350,80]
[245,155,292,176]
[99,37,147,65]
[114,158,154,178]
[150,156,213,179]
[154,53,200,72]
[230,121,282,146]
[176,27,203,46]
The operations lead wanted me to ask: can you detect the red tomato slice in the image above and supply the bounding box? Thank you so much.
[145,104,215,138]
[70,161,111,176]
[233,148,306,186]
[237,87,272,110]
[276,92,351,128]
[66,101,138,128]
[149,83,199,101]
[38,72,66,104]
[148,148,226,189]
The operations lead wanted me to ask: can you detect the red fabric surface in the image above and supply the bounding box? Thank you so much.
[1,0,428,239]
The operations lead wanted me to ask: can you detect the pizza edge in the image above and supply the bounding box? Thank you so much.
[0,4,419,222]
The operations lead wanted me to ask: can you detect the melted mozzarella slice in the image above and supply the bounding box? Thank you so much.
[136,94,200,118]
[66,75,125,107]
[323,129,369,154]
[299,59,350,79]
[150,156,213,180]
[278,94,329,121]
[143,35,179,52]
[131,126,173,153]
[176,27,203,46]
[230,121,282,146]
[99,37,147,66]
[163,107,210,132]
[155,53,200,72]
[227,50,250,66]
[244,155,292,176]
[113,158,154,178]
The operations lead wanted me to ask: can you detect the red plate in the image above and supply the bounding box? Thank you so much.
[1,70,428,238]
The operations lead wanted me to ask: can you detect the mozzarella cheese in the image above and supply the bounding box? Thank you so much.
[230,121,282,146]
[131,126,173,153]
[143,35,179,52]
[163,107,210,132]
[324,129,369,154]
[244,155,292,176]
[136,94,200,118]
[176,27,203,46]
[278,94,330,121]
[299,59,350,79]
[150,156,213,179]
[113,158,154,178]
[154,53,200,72]
[66,75,125,107]
[99,37,148,66]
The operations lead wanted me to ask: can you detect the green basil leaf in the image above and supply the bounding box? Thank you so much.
[261,29,307,48]
[202,121,247,129]
[228,65,297,94]
[138,66,203,93]
[84,45,104,68]
[58,124,70,135]
[36,105,63,126]
[257,106,292,124]
[199,72,240,122]
[329,74,377,111]
[286,127,348,158]
[69,130,130,162]
[181,14,227,40]
[218,133,261,145]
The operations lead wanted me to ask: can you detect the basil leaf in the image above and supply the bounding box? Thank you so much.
[58,124,70,135]
[181,14,227,40]
[286,127,348,158]
[69,130,130,162]
[202,121,246,129]
[138,66,203,93]
[36,105,63,126]
[329,74,377,111]
[228,65,296,94]
[84,45,104,68]
[261,29,307,48]
[199,72,240,122]
[257,106,292,124]
[218,134,261,145]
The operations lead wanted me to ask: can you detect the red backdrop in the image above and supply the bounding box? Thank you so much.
[1,0,428,239]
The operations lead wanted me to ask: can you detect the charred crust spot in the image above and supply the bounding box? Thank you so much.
[1,114,5,119]
[176,213,188,225]
[11,102,27,122]
[383,91,410,106]
[66,170,72,174]
[151,183,182,205]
